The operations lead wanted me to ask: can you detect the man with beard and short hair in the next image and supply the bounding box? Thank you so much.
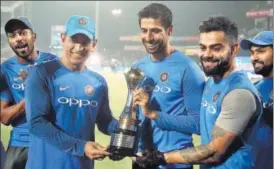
[0,17,57,169]
[241,31,273,127]
[240,31,273,169]
[135,16,272,169]
[114,3,205,169]
[24,15,118,169]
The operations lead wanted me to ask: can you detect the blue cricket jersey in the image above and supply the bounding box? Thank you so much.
[133,50,205,169]
[25,59,118,169]
[0,51,57,147]
[200,70,272,169]
[254,78,273,169]
[255,78,273,103]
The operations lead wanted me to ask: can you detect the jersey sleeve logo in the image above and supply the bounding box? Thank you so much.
[85,85,94,96]
[160,72,168,82]
[213,91,220,102]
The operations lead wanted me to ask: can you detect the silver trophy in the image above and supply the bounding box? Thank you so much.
[108,68,145,156]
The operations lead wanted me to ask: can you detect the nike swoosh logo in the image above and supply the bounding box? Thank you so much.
[59,86,71,91]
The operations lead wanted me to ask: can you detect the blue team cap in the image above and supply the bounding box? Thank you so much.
[240,31,273,50]
[5,17,34,33]
[64,15,96,40]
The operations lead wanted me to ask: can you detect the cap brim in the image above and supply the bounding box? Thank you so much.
[240,39,272,50]
[67,29,94,40]
[5,19,30,33]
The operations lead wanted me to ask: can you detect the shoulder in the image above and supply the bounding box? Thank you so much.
[1,56,17,67]
[30,59,61,78]
[39,51,58,61]
[85,68,107,86]
[132,56,149,69]
[172,51,202,71]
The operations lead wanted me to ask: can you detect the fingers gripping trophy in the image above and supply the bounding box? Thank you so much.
[108,68,145,157]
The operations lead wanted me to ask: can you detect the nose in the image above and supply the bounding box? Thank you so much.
[14,34,23,43]
[143,31,153,42]
[250,53,258,63]
[73,43,85,52]
[199,49,213,59]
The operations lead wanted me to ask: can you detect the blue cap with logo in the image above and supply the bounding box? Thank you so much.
[64,15,96,40]
[240,31,273,50]
[5,17,34,33]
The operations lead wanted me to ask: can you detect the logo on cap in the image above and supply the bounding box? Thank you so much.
[78,17,87,25]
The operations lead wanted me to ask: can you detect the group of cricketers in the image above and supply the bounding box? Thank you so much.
[0,3,273,169]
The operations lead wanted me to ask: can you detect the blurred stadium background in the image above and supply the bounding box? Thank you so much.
[1,1,273,169]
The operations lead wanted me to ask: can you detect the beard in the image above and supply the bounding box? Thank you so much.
[12,43,34,61]
[253,60,273,77]
[200,55,231,77]
[142,39,166,55]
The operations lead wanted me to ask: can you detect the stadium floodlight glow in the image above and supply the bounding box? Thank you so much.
[86,51,101,66]
[111,9,122,16]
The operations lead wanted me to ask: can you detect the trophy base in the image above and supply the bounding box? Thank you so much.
[108,145,135,157]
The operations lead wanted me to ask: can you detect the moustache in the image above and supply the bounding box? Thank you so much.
[253,60,264,65]
[200,56,220,63]
[15,43,28,49]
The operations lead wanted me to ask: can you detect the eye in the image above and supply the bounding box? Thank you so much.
[212,46,222,52]
[257,48,264,53]
[151,28,161,33]
[141,29,147,33]
[199,46,206,51]
[7,33,15,39]
[20,30,28,36]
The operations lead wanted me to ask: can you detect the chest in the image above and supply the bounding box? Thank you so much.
[51,73,102,108]
[256,81,273,103]
[5,64,31,94]
[201,82,225,121]
[141,64,182,99]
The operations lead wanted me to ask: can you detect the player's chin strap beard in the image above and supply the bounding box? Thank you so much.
[259,63,273,77]
[20,47,35,62]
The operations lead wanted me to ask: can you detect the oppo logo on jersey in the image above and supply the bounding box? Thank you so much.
[143,85,172,94]
[58,97,98,108]
[12,83,25,90]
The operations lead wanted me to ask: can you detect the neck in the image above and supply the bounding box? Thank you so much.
[60,57,85,72]
[150,43,174,61]
[17,48,38,64]
[213,60,236,81]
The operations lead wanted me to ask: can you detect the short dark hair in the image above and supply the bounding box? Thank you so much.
[138,3,172,30]
[199,15,238,42]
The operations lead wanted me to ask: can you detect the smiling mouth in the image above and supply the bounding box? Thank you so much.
[16,44,28,51]
[146,43,157,48]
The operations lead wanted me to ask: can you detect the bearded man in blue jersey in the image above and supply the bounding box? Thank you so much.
[24,15,118,169]
[0,17,57,169]
[135,16,272,169]
[241,31,273,126]
[240,31,273,168]
[127,3,205,169]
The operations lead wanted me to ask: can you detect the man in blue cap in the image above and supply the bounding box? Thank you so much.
[240,31,273,169]
[240,31,273,114]
[24,15,119,169]
[1,17,57,169]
